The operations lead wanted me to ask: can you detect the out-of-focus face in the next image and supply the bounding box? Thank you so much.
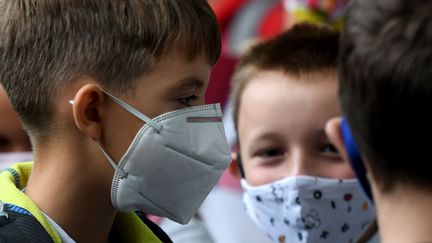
[0,87,31,152]
[238,70,354,186]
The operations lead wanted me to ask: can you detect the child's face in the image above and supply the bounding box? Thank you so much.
[100,49,212,163]
[0,88,31,152]
[238,71,354,186]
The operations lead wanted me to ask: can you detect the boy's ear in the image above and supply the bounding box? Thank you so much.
[71,84,105,141]
[229,152,241,179]
[325,117,350,163]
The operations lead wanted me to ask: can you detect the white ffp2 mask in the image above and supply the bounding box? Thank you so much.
[92,91,231,224]
[242,176,375,243]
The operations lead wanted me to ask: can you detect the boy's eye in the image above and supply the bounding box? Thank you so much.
[178,95,199,107]
[258,149,284,159]
[321,144,339,155]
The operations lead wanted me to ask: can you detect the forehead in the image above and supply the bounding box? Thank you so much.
[238,71,340,138]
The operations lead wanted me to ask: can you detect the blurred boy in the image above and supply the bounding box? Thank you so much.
[0,86,32,170]
[326,0,432,242]
[230,24,376,243]
[0,0,231,242]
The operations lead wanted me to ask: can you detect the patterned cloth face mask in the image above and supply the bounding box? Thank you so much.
[242,176,375,243]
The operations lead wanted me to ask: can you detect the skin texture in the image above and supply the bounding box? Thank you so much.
[236,70,354,186]
[0,87,31,152]
[24,48,211,243]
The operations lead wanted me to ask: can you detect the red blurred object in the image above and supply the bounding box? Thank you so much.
[258,2,285,40]
[210,0,248,31]
[205,54,238,110]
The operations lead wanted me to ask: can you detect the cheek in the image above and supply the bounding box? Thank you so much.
[242,160,289,186]
[319,162,356,179]
[102,107,143,162]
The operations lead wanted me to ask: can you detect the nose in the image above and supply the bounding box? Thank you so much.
[289,147,313,176]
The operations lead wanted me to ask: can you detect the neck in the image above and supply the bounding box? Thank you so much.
[376,183,432,243]
[25,136,116,243]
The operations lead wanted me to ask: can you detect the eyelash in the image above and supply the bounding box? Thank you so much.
[256,148,285,159]
[256,145,339,158]
[321,144,339,155]
[178,95,199,107]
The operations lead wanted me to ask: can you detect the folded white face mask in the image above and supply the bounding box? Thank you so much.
[242,176,375,243]
[0,152,33,171]
[91,91,231,224]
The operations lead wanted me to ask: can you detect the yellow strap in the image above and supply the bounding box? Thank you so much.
[0,162,162,243]
[113,213,162,243]
[0,162,62,243]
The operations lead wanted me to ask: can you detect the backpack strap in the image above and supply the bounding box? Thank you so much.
[135,211,173,243]
[0,201,53,243]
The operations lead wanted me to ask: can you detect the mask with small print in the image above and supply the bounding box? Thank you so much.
[242,176,375,243]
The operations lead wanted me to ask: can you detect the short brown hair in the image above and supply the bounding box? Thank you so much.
[340,0,432,191]
[0,0,220,138]
[231,24,339,129]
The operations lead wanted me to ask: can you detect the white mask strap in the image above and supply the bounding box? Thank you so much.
[101,91,162,132]
[68,91,162,132]
[97,143,128,179]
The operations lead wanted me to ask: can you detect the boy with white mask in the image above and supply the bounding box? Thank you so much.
[0,0,230,242]
[230,24,376,243]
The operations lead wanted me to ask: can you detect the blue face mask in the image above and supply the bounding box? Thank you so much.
[341,117,374,202]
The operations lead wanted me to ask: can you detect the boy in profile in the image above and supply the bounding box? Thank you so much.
[326,0,432,242]
[0,0,231,242]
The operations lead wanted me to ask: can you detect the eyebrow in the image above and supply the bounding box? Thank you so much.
[251,132,285,145]
[170,77,204,91]
[310,129,332,142]
[254,132,282,141]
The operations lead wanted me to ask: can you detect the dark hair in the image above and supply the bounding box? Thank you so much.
[339,0,432,191]
[0,0,220,138]
[231,23,339,129]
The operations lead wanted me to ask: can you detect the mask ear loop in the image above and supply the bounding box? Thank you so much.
[341,117,374,202]
[68,89,162,179]
[68,99,129,179]
[101,90,162,132]
[341,118,379,243]
[355,219,378,243]
[235,141,246,178]
[236,153,246,178]
[96,144,128,179]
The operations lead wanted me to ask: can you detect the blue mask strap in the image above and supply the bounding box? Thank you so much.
[341,117,374,202]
